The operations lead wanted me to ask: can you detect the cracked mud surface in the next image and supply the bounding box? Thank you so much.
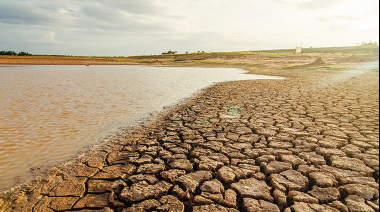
[1,62,379,212]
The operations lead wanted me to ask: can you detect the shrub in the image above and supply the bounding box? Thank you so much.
[18,51,31,56]
[162,50,177,55]
[0,51,17,56]
[359,41,378,46]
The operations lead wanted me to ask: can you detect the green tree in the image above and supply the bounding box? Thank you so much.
[162,50,177,55]
[359,41,378,46]
[18,51,31,56]
[0,51,17,55]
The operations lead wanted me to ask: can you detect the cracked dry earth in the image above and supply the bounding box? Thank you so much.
[1,66,379,212]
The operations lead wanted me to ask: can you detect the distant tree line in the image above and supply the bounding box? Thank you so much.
[0,51,32,56]
[358,41,378,46]
[161,50,207,55]
[162,50,177,55]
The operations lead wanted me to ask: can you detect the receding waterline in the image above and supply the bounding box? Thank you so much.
[0,65,284,191]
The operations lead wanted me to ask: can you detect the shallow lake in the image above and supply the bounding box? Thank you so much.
[0,65,284,191]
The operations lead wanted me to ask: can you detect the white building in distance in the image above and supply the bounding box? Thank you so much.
[296,46,302,53]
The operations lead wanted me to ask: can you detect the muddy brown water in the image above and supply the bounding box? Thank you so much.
[0,65,285,191]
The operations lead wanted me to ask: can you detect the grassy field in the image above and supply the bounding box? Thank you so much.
[0,45,378,76]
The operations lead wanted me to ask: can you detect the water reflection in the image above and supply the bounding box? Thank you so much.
[0,65,284,191]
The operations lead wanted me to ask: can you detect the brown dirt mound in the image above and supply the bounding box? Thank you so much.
[308,57,325,66]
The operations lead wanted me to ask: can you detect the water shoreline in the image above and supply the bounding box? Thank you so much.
[0,65,284,192]
[1,55,379,211]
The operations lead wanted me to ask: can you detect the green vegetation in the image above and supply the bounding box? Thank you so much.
[0,51,18,56]
[1,45,377,74]
[227,106,242,116]
[162,50,177,55]
[17,51,32,56]
[359,41,378,46]
[304,66,348,71]
[252,45,379,54]
[0,51,32,56]
[322,66,348,71]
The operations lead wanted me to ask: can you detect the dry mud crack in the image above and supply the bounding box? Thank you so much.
[1,64,379,212]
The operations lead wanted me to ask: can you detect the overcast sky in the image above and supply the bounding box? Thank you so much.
[0,0,378,56]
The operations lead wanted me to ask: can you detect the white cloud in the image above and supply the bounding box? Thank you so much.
[0,0,378,56]
[297,0,344,10]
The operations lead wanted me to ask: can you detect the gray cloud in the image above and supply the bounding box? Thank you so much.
[0,0,377,56]
[92,0,162,15]
[76,3,172,34]
[0,0,177,33]
[0,2,52,25]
